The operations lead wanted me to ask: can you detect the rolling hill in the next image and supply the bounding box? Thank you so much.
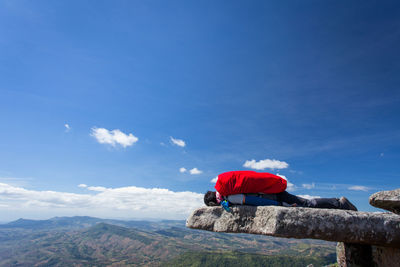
[0,216,336,266]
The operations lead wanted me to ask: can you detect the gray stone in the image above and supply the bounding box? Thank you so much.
[371,245,400,267]
[336,242,400,267]
[336,242,373,267]
[186,206,400,247]
[369,188,400,214]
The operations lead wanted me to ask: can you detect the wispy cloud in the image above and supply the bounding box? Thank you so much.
[348,185,370,192]
[299,182,375,192]
[189,168,202,175]
[78,184,87,188]
[210,177,218,183]
[0,183,203,220]
[64,123,71,132]
[179,167,187,173]
[91,127,138,148]
[170,136,186,147]
[0,176,33,187]
[302,183,315,189]
[243,159,289,170]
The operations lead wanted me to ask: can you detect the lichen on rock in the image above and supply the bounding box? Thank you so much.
[369,188,400,215]
[186,205,400,248]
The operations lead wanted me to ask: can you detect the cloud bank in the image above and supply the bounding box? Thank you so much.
[170,136,186,147]
[0,183,203,221]
[91,127,138,148]
[243,159,289,170]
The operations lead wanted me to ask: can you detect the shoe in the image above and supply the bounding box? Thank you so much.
[339,197,357,211]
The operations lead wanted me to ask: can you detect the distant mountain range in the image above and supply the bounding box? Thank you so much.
[0,216,185,231]
[0,216,337,266]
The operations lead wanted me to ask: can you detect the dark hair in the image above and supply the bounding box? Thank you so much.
[204,191,218,206]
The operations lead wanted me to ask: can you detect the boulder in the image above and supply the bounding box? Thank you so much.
[186,205,400,248]
[369,188,400,214]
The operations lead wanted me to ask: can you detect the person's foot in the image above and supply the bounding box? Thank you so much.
[339,197,357,211]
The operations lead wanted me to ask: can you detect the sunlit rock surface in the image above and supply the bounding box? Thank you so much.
[370,188,400,215]
[186,205,400,248]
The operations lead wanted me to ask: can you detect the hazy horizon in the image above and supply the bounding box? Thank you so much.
[0,215,187,224]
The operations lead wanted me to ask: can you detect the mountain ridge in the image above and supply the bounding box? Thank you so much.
[0,216,185,231]
[0,216,336,266]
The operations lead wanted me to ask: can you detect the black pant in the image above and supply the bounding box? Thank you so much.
[274,191,342,209]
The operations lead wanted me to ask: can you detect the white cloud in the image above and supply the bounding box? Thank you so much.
[91,127,138,148]
[302,183,315,189]
[0,182,203,221]
[179,167,202,175]
[297,194,321,200]
[170,136,186,147]
[64,123,71,132]
[78,184,87,188]
[189,168,202,175]
[243,159,289,170]
[210,176,218,183]
[348,185,369,192]
[276,173,296,192]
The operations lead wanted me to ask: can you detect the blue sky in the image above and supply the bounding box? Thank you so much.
[1,1,400,221]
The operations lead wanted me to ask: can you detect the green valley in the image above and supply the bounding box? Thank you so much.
[0,216,336,266]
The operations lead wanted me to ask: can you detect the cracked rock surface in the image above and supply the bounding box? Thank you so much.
[186,206,400,248]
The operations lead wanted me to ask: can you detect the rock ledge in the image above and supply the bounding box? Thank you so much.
[186,205,400,248]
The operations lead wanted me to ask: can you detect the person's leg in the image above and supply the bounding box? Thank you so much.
[278,192,346,209]
[312,198,341,209]
[339,197,357,211]
[276,191,312,207]
[271,191,357,210]
[305,197,357,210]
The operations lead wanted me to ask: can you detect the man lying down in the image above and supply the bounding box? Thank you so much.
[204,171,357,211]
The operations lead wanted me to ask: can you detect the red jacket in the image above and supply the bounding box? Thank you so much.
[214,171,287,196]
